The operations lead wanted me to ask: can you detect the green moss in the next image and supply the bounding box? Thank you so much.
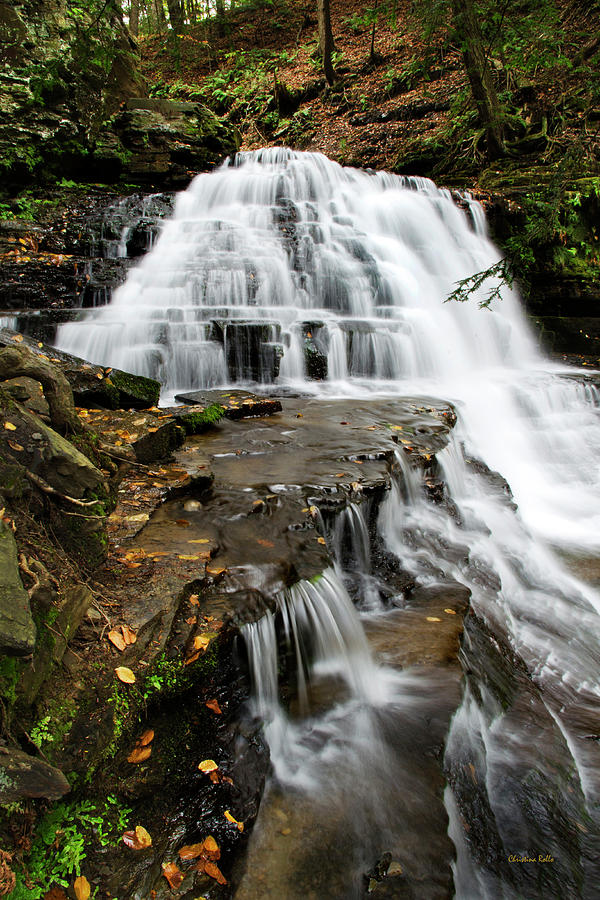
[108,369,160,407]
[178,402,225,435]
[0,655,21,705]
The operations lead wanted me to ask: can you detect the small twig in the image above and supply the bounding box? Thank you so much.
[24,470,102,508]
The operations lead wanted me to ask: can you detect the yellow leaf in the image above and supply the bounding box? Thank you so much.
[8,440,24,452]
[426,616,441,622]
[115,666,136,684]
[178,554,200,560]
[198,759,218,773]
[3,422,17,431]
[11,334,24,343]
[206,564,226,576]
[108,629,126,652]
[188,538,210,544]
[123,825,152,850]
[73,876,90,900]
[194,634,211,651]
[224,810,244,832]
[444,608,457,615]
[317,537,326,545]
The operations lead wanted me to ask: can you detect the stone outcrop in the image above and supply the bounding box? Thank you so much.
[93,98,239,188]
[0,2,237,192]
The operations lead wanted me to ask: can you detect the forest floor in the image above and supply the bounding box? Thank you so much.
[138,0,600,189]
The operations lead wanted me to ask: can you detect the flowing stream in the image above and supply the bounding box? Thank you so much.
[56,149,600,898]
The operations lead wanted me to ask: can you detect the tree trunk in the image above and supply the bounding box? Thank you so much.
[166,0,184,32]
[317,0,335,86]
[129,0,140,35]
[451,0,505,156]
[154,0,167,30]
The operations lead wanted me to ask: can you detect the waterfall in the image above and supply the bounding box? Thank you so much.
[54,149,600,897]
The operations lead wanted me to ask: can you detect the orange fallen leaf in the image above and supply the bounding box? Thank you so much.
[122,825,152,850]
[115,666,136,684]
[178,842,205,860]
[444,608,457,615]
[176,519,190,527]
[73,876,90,900]
[194,634,211,652]
[139,729,155,746]
[202,861,227,885]
[317,537,326,545]
[198,759,218,773]
[162,861,184,890]
[127,745,152,764]
[3,422,17,431]
[205,698,222,715]
[224,810,244,832]
[185,616,197,626]
[189,594,199,605]
[8,440,24,451]
[256,538,274,548]
[108,629,126,651]
[206,564,226,576]
[122,624,137,645]
[11,334,23,343]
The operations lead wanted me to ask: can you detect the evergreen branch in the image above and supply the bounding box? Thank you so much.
[444,258,514,309]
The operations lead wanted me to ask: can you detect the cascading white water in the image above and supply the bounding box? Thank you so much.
[55,149,600,897]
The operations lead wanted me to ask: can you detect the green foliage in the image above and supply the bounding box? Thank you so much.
[11,797,132,899]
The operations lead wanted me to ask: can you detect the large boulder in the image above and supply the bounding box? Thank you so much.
[93,98,240,187]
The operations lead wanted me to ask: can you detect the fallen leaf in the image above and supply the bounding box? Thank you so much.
[179,842,206,860]
[444,608,457,615]
[194,634,211,652]
[73,876,90,900]
[317,537,326,545]
[122,624,137,645]
[206,564,226,576]
[178,554,201,561]
[426,616,442,622]
[11,334,23,343]
[188,538,210,544]
[127,745,152,764]
[198,759,218,773]
[224,810,244,832]
[108,629,127,652]
[205,698,222,715]
[162,862,184,890]
[256,538,274,548]
[176,519,190,527]
[185,616,197,626]
[3,422,17,431]
[122,825,152,850]
[202,861,227,885]
[43,889,68,900]
[139,729,155,746]
[189,594,199,605]
[8,440,23,451]
[115,666,136,684]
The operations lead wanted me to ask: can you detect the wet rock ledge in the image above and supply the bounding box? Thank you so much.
[0,331,469,898]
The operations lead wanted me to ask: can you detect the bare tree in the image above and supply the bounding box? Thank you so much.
[317,0,335,86]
